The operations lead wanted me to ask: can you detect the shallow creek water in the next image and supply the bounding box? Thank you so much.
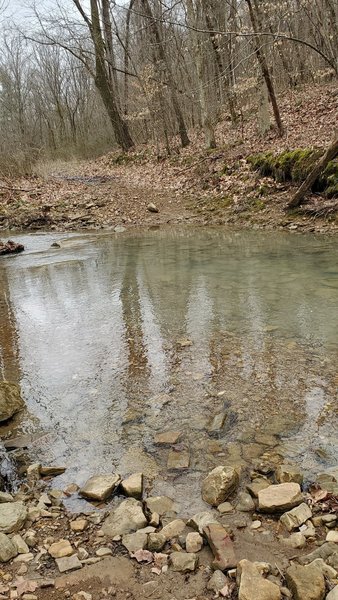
[0,228,337,514]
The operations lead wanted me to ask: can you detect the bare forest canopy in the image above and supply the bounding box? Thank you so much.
[0,0,337,174]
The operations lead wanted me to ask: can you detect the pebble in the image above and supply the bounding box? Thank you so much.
[95,547,113,557]
[251,520,262,530]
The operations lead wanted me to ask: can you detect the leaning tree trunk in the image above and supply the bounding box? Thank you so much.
[287,135,338,209]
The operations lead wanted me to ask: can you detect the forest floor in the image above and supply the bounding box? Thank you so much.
[0,81,338,236]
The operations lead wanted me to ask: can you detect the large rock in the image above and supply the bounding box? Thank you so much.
[327,586,338,600]
[79,474,121,501]
[0,502,27,533]
[0,532,18,562]
[204,523,237,570]
[285,563,325,600]
[102,498,147,537]
[280,503,312,531]
[170,551,198,572]
[237,560,281,600]
[202,466,239,506]
[120,473,143,500]
[258,483,303,513]
[0,382,25,422]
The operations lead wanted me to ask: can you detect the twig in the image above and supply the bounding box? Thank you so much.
[0,184,37,193]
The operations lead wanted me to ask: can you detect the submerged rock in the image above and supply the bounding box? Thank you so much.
[0,502,27,533]
[202,465,239,506]
[0,240,24,256]
[258,483,303,513]
[237,559,281,600]
[285,563,325,600]
[102,498,147,537]
[79,474,121,501]
[0,382,25,422]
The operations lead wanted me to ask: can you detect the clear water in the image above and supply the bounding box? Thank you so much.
[0,228,337,513]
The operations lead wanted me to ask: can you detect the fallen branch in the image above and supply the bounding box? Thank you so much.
[175,153,224,175]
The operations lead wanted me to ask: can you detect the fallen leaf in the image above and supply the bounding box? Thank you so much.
[130,549,153,563]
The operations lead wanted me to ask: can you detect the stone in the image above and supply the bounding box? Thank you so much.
[145,496,174,516]
[187,511,218,534]
[13,552,34,562]
[247,479,271,498]
[307,559,337,580]
[322,515,337,525]
[185,532,203,553]
[154,431,181,445]
[149,512,160,527]
[327,587,338,600]
[79,474,121,501]
[298,543,338,565]
[237,560,281,600]
[218,502,234,514]
[251,520,262,530]
[0,492,14,503]
[300,520,316,538]
[122,532,147,553]
[0,533,18,562]
[120,473,143,499]
[49,540,74,558]
[0,382,25,422]
[77,548,89,561]
[280,503,312,531]
[202,466,239,506]
[102,498,147,537]
[40,466,66,476]
[147,203,159,213]
[56,555,82,573]
[95,547,112,557]
[0,502,27,533]
[73,593,92,600]
[12,535,29,554]
[236,492,255,512]
[327,531,338,543]
[70,519,88,532]
[161,519,186,540]
[114,225,126,233]
[170,551,198,572]
[167,448,190,469]
[204,523,237,570]
[276,464,303,485]
[282,533,306,549]
[258,483,303,513]
[208,412,226,432]
[24,531,37,548]
[286,563,325,600]
[207,570,228,592]
[147,532,166,552]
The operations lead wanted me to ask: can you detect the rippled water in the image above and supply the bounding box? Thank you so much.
[0,228,337,512]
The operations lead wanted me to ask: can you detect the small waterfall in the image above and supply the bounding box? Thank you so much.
[0,442,19,492]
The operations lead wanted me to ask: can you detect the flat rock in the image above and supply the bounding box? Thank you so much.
[247,479,271,498]
[154,431,181,445]
[0,381,25,422]
[202,465,239,506]
[280,502,312,531]
[56,554,82,573]
[170,551,198,572]
[145,496,175,516]
[0,532,18,562]
[204,523,237,570]
[95,547,112,557]
[49,540,74,558]
[285,563,325,600]
[161,519,186,541]
[120,473,143,499]
[186,532,203,553]
[258,483,303,513]
[298,543,338,565]
[282,533,306,549]
[80,474,121,501]
[0,502,27,533]
[327,586,338,600]
[276,464,303,485]
[167,448,190,469]
[102,498,147,537]
[122,531,148,553]
[326,531,338,543]
[307,559,337,580]
[187,511,218,534]
[237,559,281,600]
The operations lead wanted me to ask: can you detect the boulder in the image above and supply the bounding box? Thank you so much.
[79,474,120,501]
[170,551,198,572]
[122,531,148,553]
[204,523,237,570]
[187,511,218,534]
[121,473,143,500]
[237,560,281,600]
[258,483,303,513]
[0,502,27,533]
[280,503,312,531]
[186,532,203,553]
[0,532,18,562]
[276,464,303,485]
[102,498,147,537]
[202,466,239,506]
[285,563,325,600]
[0,382,24,422]
[327,586,338,600]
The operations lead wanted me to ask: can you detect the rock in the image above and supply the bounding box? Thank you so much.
[207,570,228,592]
[186,532,203,553]
[13,552,34,562]
[40,465,66,476]
[147,203,159,213]
[121,473,143,499]
[208,412,227,432]
[298,543,338,565]
[0,492,14,503]
[327,587,338,600]
[322,514,337,525]
[24,531,37,548]
[154,431,181,445]
[251,520,262,530]
[258,483,303,513]
[12,535,29,554]
[0,532,18,562]
[114,225,126,233]
[148,532,166,552]
[70,519,88,532]
[167,448,190,469]
[282,533,306,549]
[102,498,147,537]
[73,593,92,600]
[300,520,316,538]
[236,492,255,512]
[237,560,281,600]
[95,547,112,557]
[170,551,198,572]
[285,563,325,600]
[77,548,89,561]
[204,523,237,570]
[280,503,312,531]
[187,511,218,534]
[0,502,27,533]
[326,531,338,543]
[122,532,148,553]
[218,502,234,514]
[202,466,239,506]
[307,559,337,580]
[149,512,160,527]
[0,382,25,422]
[49,540,74,558]
[145,496,175,516]
[0,240,24,255]
[56,555,82,573]
[276,464,303,485]
[247,478,271,498]
[161,519,186,540]
[79,474,121,501]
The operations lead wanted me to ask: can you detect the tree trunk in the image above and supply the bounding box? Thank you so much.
[287,135,338,209]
